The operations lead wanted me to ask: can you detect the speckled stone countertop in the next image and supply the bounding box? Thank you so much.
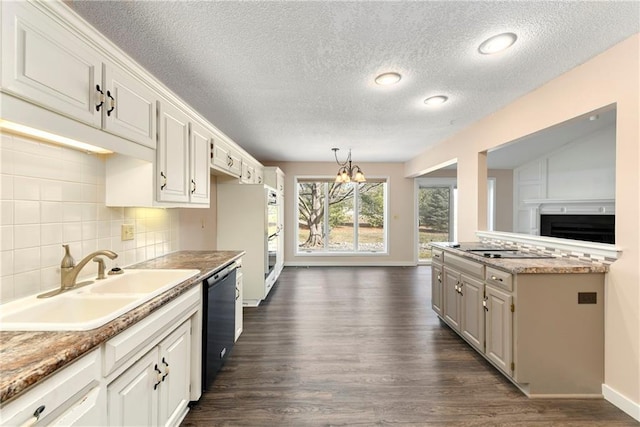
[430,242,608,274]
[0,250,243,404]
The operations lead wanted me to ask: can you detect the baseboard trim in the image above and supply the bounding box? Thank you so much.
[603,384,640,422]
[284,261,415,267]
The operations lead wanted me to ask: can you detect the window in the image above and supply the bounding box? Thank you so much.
[296,178,387,254]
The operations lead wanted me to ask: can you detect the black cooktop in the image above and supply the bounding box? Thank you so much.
[465,249,553,259]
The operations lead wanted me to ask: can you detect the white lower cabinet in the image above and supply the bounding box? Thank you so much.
[235,264,244,342]
[107,321,191,427]
[0,349,105,427]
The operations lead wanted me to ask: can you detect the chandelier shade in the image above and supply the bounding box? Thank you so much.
[332,148,366,183]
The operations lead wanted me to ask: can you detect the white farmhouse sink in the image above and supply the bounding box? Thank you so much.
[0,269,200,331]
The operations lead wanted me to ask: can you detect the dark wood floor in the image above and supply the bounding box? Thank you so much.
[182,266,637,426]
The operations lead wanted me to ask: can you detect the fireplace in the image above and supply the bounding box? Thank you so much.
[540,214,615,244]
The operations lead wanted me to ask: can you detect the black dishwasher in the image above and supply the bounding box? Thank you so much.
[202,262,237,390]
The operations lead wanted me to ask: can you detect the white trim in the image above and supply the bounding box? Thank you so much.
[476,230,621,259]
[603,384,640,422]
[285,261,415,267]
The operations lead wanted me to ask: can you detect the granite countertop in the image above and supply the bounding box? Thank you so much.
[429,242,608,274]
[0,250,244,404]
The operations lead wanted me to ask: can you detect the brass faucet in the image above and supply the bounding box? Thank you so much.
[60,245,118,289]
[38,245,118,298]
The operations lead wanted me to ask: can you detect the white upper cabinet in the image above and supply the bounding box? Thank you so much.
[1,1,103,127]
[189,120,212,204]
[102,62,157,149]
[1,2,158,150]
[211,137,242,178]
[157,100,190,203]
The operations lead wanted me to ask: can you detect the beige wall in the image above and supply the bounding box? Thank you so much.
[406,34,640,412]
[264,161,415,266]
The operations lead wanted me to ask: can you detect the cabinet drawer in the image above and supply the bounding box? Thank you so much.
[1,349,102,427]
[431,249,444,264]
[445,253,484,279]
[103,286,200,378]
[485,267,513,291]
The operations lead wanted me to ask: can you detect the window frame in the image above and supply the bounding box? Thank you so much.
[294,175,389,256]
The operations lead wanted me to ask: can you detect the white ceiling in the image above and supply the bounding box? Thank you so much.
[69,1,639,164]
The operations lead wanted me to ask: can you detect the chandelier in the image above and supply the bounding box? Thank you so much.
[332,148,366,183]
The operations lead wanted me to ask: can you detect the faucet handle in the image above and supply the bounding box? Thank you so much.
[61,244,75,268]
[93,257,107,280]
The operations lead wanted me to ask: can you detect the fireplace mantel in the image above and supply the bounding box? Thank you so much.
[522,198,615,215]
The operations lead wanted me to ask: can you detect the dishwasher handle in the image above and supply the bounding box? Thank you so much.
[206,263,236,289]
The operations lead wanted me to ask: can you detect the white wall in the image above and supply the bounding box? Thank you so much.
[0,133,180,303]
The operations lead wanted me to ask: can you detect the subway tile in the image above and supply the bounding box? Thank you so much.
[0,275,15,303]
[41,244,62,268]
[14,224,40,249]
[12,136,41,154]
[122,249,136,267]
[136,232,146,248]
[62,182,83,202]
[97,205,111,221]
[13,176,40,201]
[41,223,63,246]
[63,222,82,242]
[110,236,123,252]
[97,220,110,239]
[14,200,40,224]
[1,175,14,200]
[62,203,83,222]
[61,147,89,163]
[110,219,123,237]
[37,140,63,160]
[40,180,63,201]
[1,250,14,276]
[13,270,40,299]
[81,159,101,184]
[96,184,106,204]
[1,225,13,250]
[1,201,14,225]
[13,151,45,178]
[110,207,124,221]
[124,207,136,220]
[0,149,15,177]
[82,239,97,256]
[135,218,146,233]
[40,266,59,292]
[136,247,147,262]
[82,221,97,240]
[81,203,97,221]
[81,184,97,203]
[97,237,111,250]
[14,247,40,274]
[0,133,13,150]
[41,201,63,223]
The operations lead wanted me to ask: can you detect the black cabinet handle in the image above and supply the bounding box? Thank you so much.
[160,172,167,190]
[161,357,170,381]
[106,90,116,116]
[153,364,162,390]
[95,85,105,111]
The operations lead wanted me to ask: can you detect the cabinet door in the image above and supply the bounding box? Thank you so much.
[158,321,192,427]
[103,63,156,148]
[460,274,485,352]
[211,138,241,177]
[107,348,160,427]
[1,1,102,127]
[189,121,211,204]
[157,101,190,202]
[485,285,513,376]
[431,263,443,316]
[235,270,243,342]
[442,266,461,331]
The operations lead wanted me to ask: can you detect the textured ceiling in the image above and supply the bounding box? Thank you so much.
[69,1,639,164]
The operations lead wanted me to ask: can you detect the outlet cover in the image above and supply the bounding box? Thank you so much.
[121,224,135,241]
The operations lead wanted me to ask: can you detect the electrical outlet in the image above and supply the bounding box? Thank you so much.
[121,224,135,241]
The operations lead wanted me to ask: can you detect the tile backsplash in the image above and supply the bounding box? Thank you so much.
[0,133,179,303]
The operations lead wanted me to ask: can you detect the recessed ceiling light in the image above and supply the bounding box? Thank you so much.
[424,95,448,106]
[478,32,517,55]
[375,72,402,85]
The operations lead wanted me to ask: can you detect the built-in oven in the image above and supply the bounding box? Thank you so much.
[265,188,279,278]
